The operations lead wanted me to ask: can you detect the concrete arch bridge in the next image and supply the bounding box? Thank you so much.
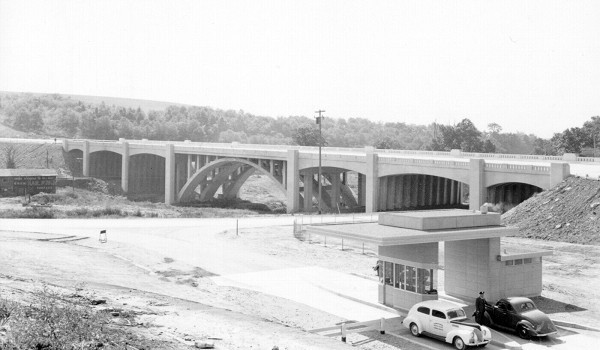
[63,139,573,213]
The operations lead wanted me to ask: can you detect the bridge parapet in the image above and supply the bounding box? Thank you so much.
[484,163,551,173]
[374,147,592,163]
[60,139,600,165]
[378,155,470,169]
[174,144,288,160]
[575,156,600,163]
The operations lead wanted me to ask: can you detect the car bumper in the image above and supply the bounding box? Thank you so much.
[468,340,490,347]
[532,330,558,337]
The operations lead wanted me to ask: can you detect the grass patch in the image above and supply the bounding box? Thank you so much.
[64,207,125,218]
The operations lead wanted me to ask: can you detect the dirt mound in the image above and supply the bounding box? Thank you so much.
[502,176,600,245]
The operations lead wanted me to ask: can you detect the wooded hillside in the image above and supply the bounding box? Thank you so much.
[1,91,595,156]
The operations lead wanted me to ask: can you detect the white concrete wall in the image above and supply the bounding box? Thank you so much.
[499,258,543,297]
[379,284,437,311]
[444,238,504,302]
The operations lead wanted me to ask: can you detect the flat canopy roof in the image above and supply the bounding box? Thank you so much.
[498,243,553,260]
[379,209,501,230]
[306,222,517,246]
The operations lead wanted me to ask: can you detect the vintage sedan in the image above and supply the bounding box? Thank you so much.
[403,300,492,350]
[484,297,558,339]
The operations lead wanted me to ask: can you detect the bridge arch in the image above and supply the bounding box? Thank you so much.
[485,176,547,190]
[297,166,361,212]
[178,158,285,203]
[379,167,469,185]
[486,182,543,210]
[128,153,165,200]
[66,149,84,176]
[89,150,122,182]
[378,173,467,211]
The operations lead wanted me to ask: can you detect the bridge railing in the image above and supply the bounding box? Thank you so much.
[377,149,450,157]
[460,151,564,162]
[484,163,550,173]
[576,156,600,163]
[58,138,600,164]
[378,155,470,168]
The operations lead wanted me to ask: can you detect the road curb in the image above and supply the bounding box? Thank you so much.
[491,339,521,349]
[553,320,600,332]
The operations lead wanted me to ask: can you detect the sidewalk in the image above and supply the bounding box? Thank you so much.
[211,266,399,322]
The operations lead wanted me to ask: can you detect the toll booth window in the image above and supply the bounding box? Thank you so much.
[405,266,416,292]
[524,258,532,264]
[505,260,513,266]
[394,264,404,289]
[384,261,393,286]
[416,268,426,294]
[417,268,434,294]
[515,259,523,265]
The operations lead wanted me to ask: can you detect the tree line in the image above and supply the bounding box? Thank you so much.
[0,93,596,156]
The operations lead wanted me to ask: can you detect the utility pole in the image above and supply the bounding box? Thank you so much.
[315,110,325,214]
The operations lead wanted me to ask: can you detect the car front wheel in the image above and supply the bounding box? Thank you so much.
[517,325,531,339]
[409,323,420,337]
[453,336,466,350]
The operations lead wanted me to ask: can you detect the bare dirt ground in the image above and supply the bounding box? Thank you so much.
[0,218,428,350]
[1,217,599,349]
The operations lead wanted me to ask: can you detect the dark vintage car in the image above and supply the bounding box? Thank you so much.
[484,297,558,339]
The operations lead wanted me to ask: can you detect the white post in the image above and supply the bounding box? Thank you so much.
[379,318,385,334]
[341,323,347,342]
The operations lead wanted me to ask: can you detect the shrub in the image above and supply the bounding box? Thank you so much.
[0,208,55,218]
[31,192,65,204]
[96,207,123,216]
[0,285,108,349]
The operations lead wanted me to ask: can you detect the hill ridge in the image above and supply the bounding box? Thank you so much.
[0,90,188,112]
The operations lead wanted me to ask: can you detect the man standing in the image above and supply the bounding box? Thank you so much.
[474,291,490,325]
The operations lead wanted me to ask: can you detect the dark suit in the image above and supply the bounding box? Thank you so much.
[475,296,489,325]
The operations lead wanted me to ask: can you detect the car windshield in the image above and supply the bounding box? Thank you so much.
[446,309,466,320]
[516,301,537,312]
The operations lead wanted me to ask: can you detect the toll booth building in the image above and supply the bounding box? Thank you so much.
[307,210,551,311]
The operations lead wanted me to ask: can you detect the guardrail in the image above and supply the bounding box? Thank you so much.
[293,214,379,253]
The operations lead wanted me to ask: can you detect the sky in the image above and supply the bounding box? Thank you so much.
[1,0,599,139]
